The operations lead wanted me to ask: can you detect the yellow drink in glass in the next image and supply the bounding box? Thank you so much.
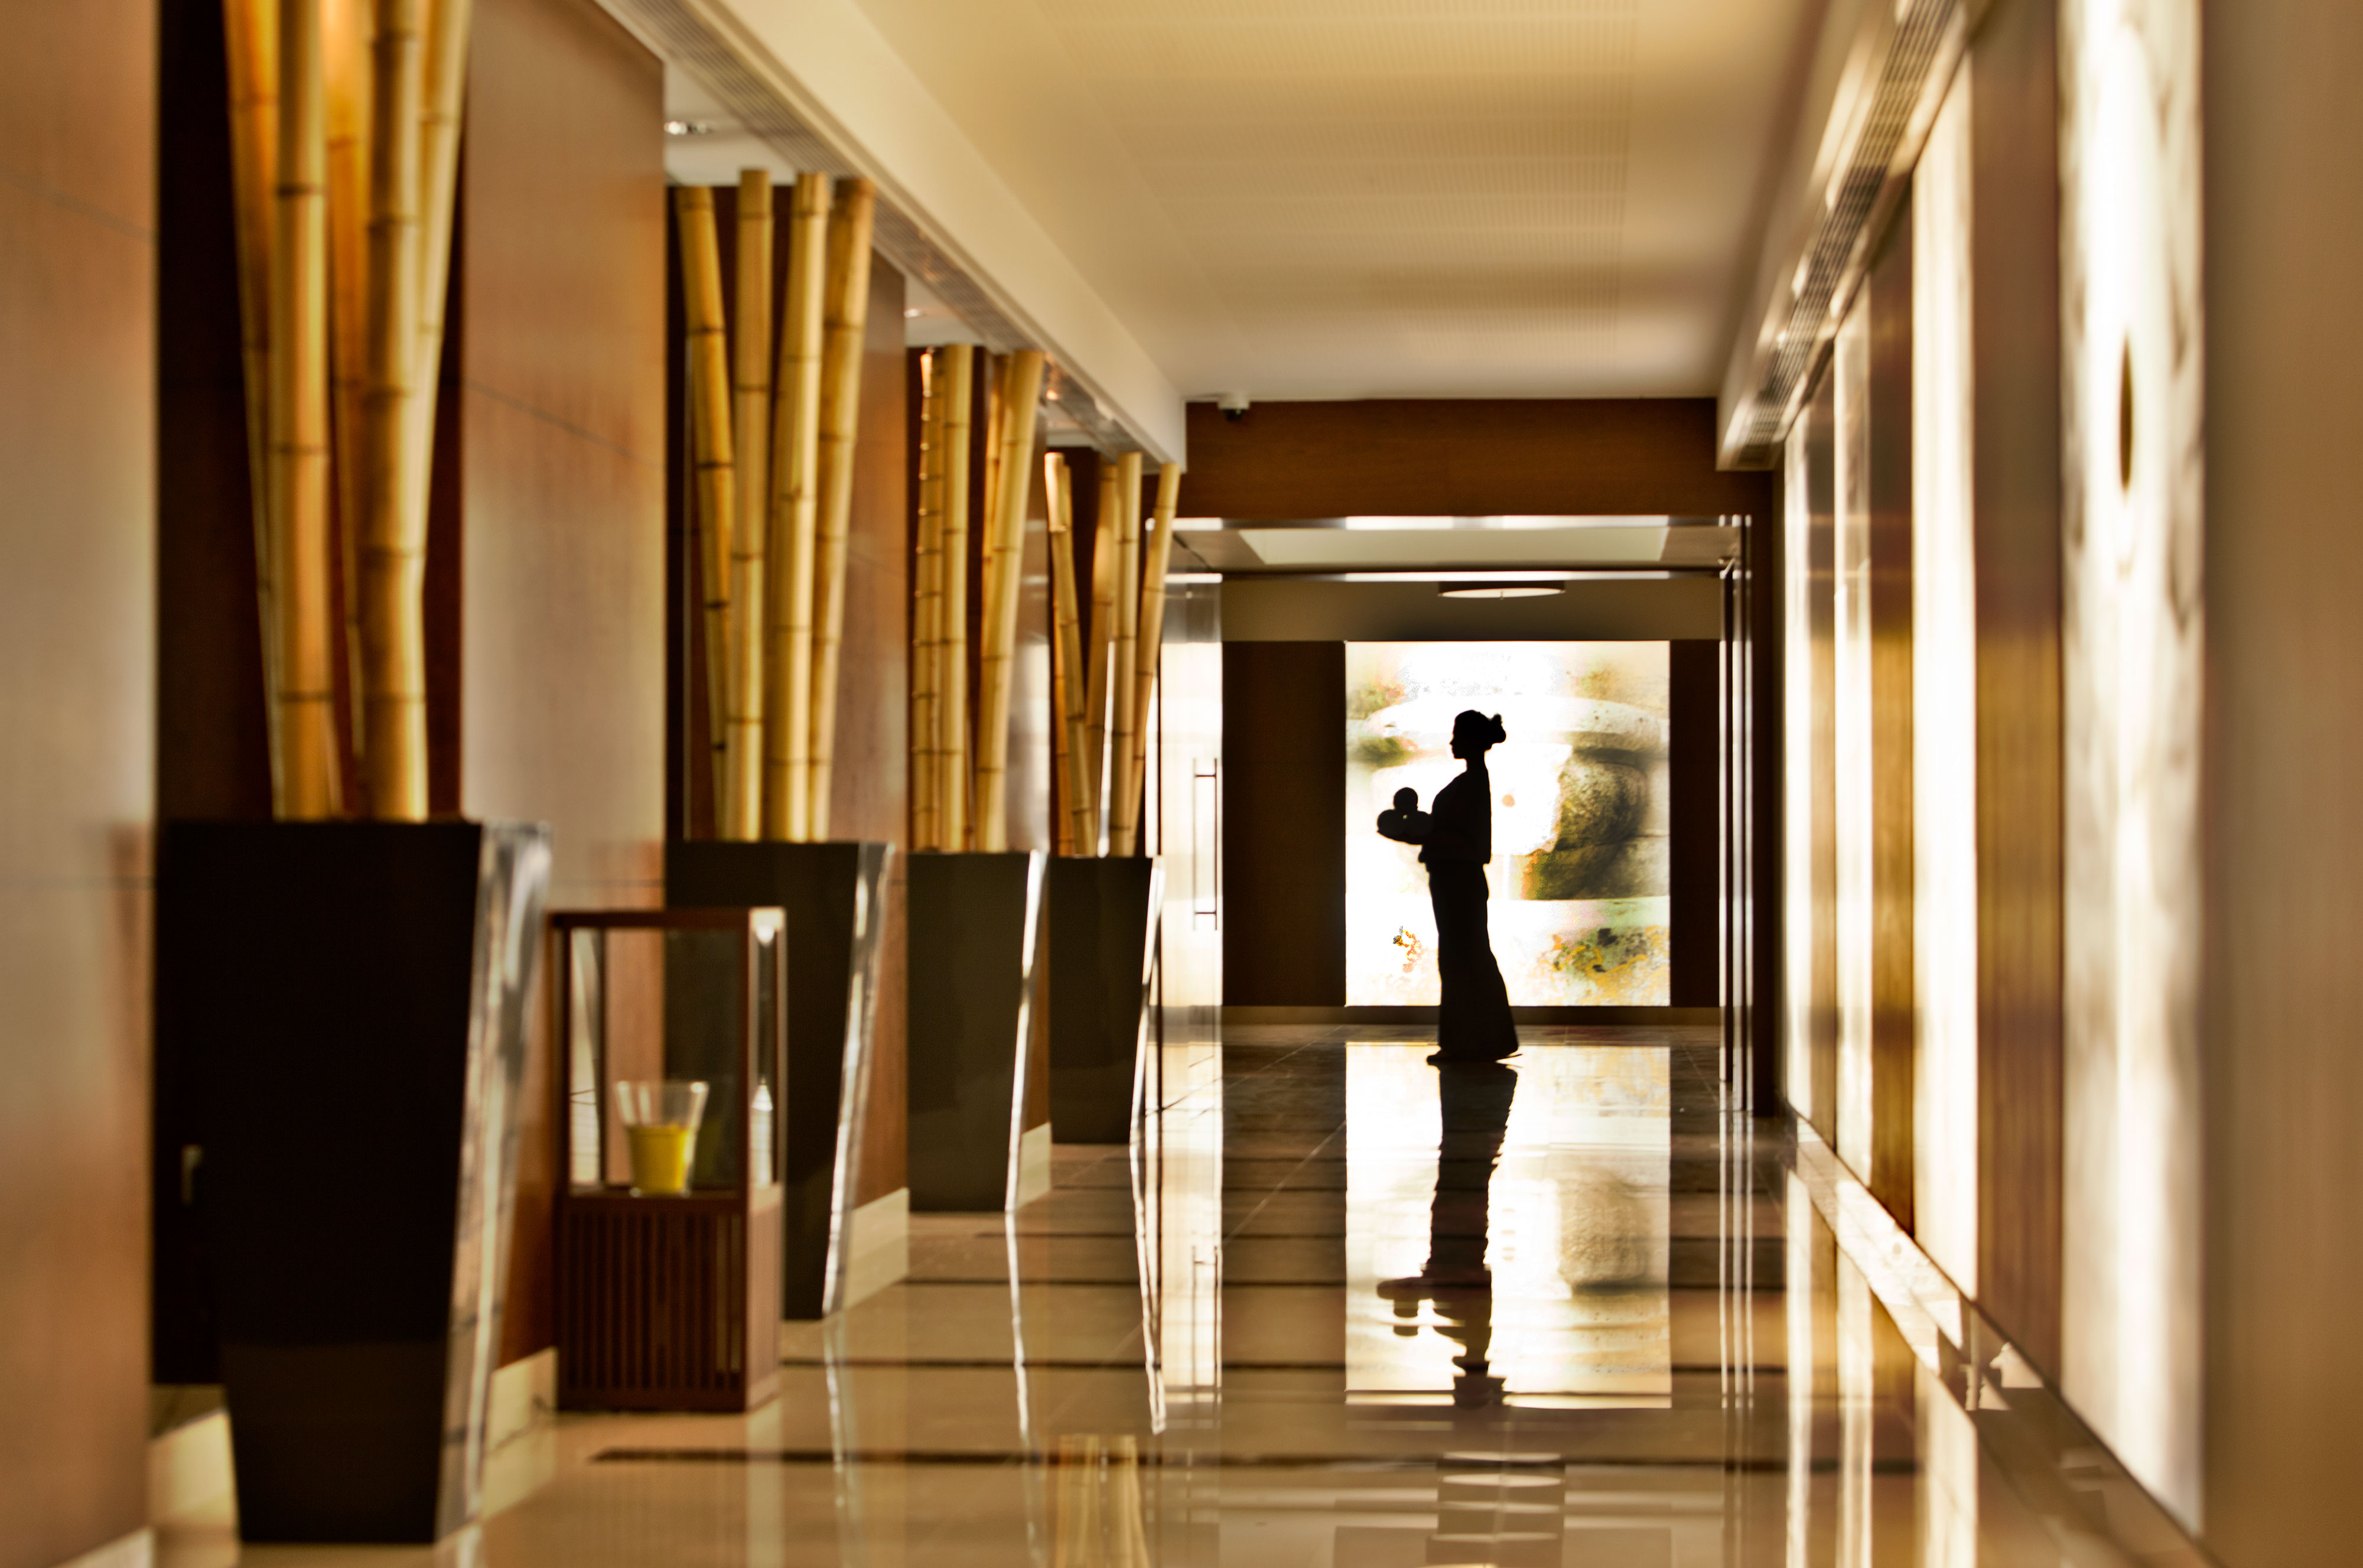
[626,1124,696,1195]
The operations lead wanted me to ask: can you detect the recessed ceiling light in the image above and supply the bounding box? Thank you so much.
[1438,581,1565,599]
[903,307,922,318]
[663,119,716,137]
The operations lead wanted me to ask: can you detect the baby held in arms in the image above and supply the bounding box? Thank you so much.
[1376,786,1431,845]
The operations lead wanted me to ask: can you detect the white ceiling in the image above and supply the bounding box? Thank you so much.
[829,0,1819,403]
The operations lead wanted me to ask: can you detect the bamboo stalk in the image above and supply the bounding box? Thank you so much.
[401,0,468,552]
[971,350,1046,853]
[357,0,429,818]
[1082,458,1119,850]
[324,0,371,790]
[978,356,1004,648]
[224,0,285,811]
[1124,460,1182,857]
[910,351,945,851]
[1106,451,1144,854]
[1045,454,1071,857]
[721,168,773,840]
[1046,454,1093,857]
[936,344,975,850]
[763,173,829,840]
[806,178,876,842]
[674,186,737,834]
[272,0,341,817]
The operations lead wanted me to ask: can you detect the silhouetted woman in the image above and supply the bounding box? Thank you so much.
[1378,709,1520,1064]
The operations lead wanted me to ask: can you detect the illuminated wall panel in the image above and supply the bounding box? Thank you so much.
[2059,0,2205,1527]
[1833,304,1876,1180]
[1344,642,1670,1008]
[1783,441,1819,1118]
[1910,75,1980,1297]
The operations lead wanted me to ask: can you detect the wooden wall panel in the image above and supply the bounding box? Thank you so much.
[155,0,271,824]
[460,0,666,1362]
[1220,636,1728,1012]
[1801,378,1840,1138]
[1668,641,1722,1008]
[1969,0,2064,1376]
[841,263,912,1203]
[0,0,155,1561]
[1222,643,1348,1006]
[1178,399,1774,518]
[1867,211,1916,1227]
[2201,4,2363,1562]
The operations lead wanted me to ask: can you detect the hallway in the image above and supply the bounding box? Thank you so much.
[157,1029,2203,1566]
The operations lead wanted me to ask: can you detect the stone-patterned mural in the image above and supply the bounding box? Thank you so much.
[2059,0,2205,1528]
[1345,642,1671,1008]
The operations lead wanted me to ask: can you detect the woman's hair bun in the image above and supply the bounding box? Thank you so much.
[1452,708,1508,747]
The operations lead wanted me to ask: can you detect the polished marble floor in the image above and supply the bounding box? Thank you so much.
[158,1026,2204,1566]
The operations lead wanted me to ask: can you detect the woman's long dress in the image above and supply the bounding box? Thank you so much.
[1421,760,1519,1060]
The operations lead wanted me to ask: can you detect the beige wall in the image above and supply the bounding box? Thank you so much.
[0,0,156,1563]
[2201,4,2363,1561]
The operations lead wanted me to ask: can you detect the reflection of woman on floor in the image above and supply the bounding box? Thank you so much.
[1377,709,1521,1065]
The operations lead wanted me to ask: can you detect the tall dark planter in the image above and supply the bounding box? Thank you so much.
[156,820,549,1543]
[906,851,1047,1211]
[665,840,890,1317]
[1046,857,1163,1143]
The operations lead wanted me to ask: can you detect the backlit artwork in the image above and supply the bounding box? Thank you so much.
[1346,642,1671,1007]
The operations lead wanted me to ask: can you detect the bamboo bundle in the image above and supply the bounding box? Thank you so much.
[1046,453,1093,856]
[673,186,737,831]
[805,179,876,841]
[271,0,341,816]
[718,169,773,840]
[1123,461,1183,855]
[356,0,430,818]
[935,344,975,850]
[970,350,1046,853]
[909,352,945,851]
[223,0,284,808]
[763,173,829,840]
[1081,458,1119,848]
[1106,452,1144,854]
[324,0,371,783]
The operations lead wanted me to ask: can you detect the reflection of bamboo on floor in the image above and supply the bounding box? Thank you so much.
[1052,1433,1152,1568]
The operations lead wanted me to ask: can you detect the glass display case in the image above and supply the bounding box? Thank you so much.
[550,907,784,1411]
